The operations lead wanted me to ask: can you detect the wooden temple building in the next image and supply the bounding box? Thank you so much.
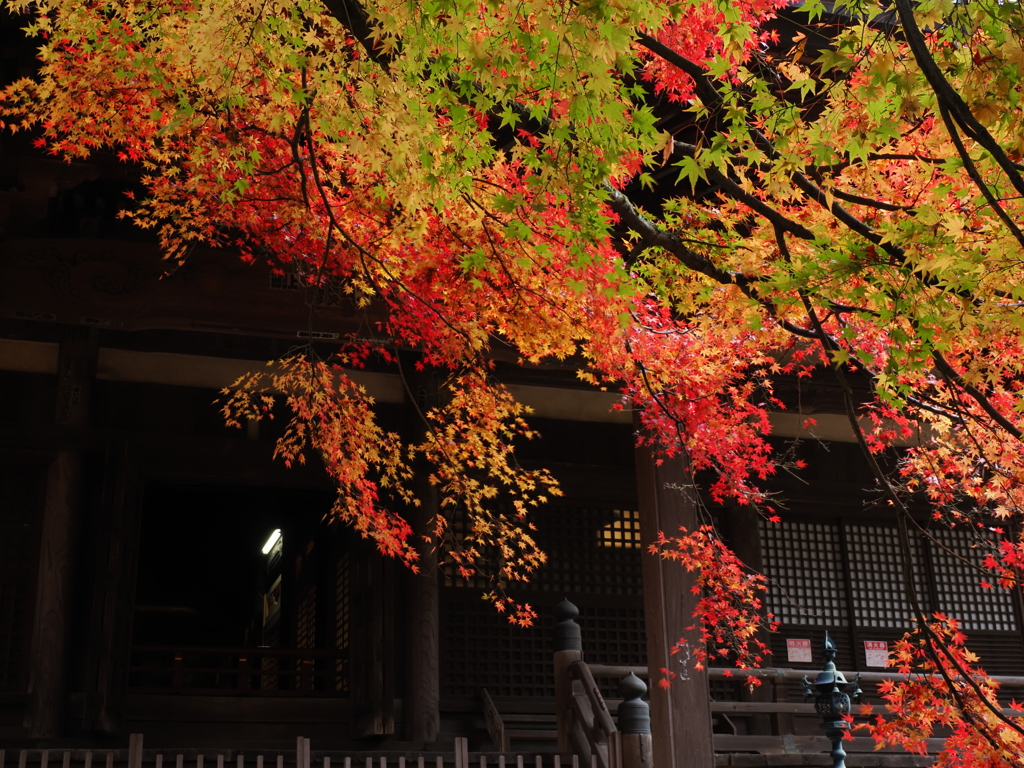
[3,24,1024,768]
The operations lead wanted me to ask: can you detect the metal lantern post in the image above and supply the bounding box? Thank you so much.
[802,632,861,768]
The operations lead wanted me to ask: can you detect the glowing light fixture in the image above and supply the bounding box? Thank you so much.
[261,529,282,555]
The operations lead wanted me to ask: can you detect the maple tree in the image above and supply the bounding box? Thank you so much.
[6,0,1024,761]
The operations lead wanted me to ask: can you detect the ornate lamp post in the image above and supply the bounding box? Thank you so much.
[803,632,861,768]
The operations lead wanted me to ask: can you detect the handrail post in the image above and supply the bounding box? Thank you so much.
[617,674,651,768]
[128,734,143,768]
[553,599,583,755]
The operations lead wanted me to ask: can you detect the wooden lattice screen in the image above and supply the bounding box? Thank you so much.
[759,520,850,628]
[760,517,1024,674]
[929,528,1018,632]
[843,523,923,628]
[296,585,317,649]
[440,504,646,700]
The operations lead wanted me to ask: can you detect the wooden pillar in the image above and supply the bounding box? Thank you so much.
[403,368,441,743]
[404,480,440,743]
[634,444,714,768]
[352,549,397,736]
[27,450,83,737]
[723,504,773,735]
[27,327,96,737]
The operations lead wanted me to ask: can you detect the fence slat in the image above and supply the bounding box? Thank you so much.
[197,756,203,768]
[129,735,143,768]
[63,751,71,768]
[106,752,114,768]
[156,755,163,768]
[17,751,26,768]
[177,754,184,768]
[84,752,92,768]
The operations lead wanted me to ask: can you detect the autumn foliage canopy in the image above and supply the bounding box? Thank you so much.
[6,0,1024,760]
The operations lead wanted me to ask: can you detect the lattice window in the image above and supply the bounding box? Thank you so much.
[929,528,1017,632]
[760,520,849,626]
[442,598,553,698]
[443,505,643,595]
[598,509,642,549]
[296,585,316,649]
[546,506,643,595]
[763,519,1020,635]
[439,503,646,698]
[334,553,350,693]
[261,629,280,691]
[440,514,490,590]
[440,597,646,699]
[846,524,925,628]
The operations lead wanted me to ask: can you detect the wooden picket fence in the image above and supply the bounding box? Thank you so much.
[0,736,595,768]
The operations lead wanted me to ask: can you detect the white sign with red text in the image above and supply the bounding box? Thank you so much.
[864,640,890,668]
[787,638,813,663]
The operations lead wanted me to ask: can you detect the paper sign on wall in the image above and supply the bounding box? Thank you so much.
[787,638,813,663]
[864,640,890,668]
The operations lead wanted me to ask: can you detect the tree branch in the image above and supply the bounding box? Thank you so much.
[893,0,1024,200]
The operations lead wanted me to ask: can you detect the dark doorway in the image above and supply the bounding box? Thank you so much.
[133,481,332,648]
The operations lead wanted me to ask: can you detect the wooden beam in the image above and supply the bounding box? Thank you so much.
[634,440,714,768]
[81,440,144,735]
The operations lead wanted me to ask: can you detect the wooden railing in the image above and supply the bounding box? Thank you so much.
[129,646,348,695]
[583,663,1024,757]
[0,736,597,768]
[565,661,617,768]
